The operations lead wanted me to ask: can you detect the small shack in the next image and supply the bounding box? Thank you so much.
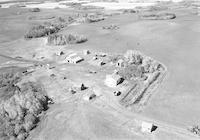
[56,51,64,56]
[114,90,121,96]
[83,50,90,55]
[92,56,98,60]
[99,52,107,57]
[113,69,119,74]
[116,59,125,67]
[141,121,157,133]
[83,93,96,101]
[104,74,124,87]
[26,67,35,73]
[91,59,105,66]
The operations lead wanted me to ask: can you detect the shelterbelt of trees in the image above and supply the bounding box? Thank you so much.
[0,69,50,140]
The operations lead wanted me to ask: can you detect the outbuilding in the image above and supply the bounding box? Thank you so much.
[83,93,96,101]
[104,74,124,87]
[114,90,121,96]
[116,59,125,67]
[99,52,107,57]
[56,51,64,56]
[83,50,90,55]
[71,56,84,64]
[65,53,84,64]
[91,59,105,66]
[141,121,157,133]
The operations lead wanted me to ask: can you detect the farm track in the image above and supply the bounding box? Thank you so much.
[0,53,55,68]
[97,97,199,139]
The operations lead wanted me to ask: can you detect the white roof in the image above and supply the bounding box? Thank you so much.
[106,74,122,81]
[117,59,124,63]
[72,56,83,62]
[142,122,153,128]
[68,53,77,58]
[141,121,153,133]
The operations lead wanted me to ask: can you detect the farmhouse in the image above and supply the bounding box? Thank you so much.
[65,53,84,64]
[104,74,124,87]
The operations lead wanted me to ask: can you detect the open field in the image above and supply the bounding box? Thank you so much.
[0,0,200,140]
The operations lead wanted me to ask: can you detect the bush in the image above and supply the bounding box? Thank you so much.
[17,132,28,140]
[142,57,160,73]
[53,16,74,27]
[118,65,143,80]
[140,13,176,20]
[25,15,75,39]
[0,73,19,88]
[29,8,40,12]
[14,124,25,135]
[102,24,119,30]
[47,34,68,45]
[67,34,88,44]
[147,5,168,12]
[24,24,60,39]
[61,2,82,8]
[124,50,143,65]
[188,125,200,136]
[120,50,165,81]
[109,54,123,63]
[87,16,105,23]
[86,14,105,23]
[0,71,50,140]
[47,34,87,45]
[0,72,21,101]
[123,9,136,14]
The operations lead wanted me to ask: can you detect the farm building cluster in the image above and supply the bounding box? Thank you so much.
[49,49,166,108]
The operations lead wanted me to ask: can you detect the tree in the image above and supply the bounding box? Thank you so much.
[124,50,143,65]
